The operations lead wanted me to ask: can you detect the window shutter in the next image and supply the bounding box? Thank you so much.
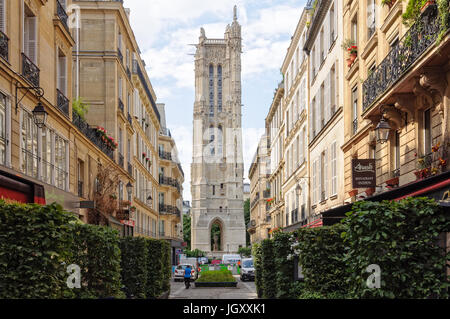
[324,149,328,199]
[316,96,320,133]
[58,56,67,94]
[335,60,339,105]
[27,16,37,63]
[312,159,316,204]
[324,74,330,123]
[331,142,337,195]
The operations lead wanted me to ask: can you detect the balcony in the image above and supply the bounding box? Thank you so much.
[21,53,39,87]
[159,175,181,193]
[0,31,9,61]
[362,5,441,112]
[159,150,172,161]
[352,118,358,135]
[247,220,256,233]
[127,162,133,176]
[116,209,130,221]
[251,193,260,209]
[127,113,133,126]
[263,189,270,198]
[118,153,124,168]
[127,66,131,80]
[56,89,69,117]
[160,127,172,137]
[118,98,124,113]
[72,110,114,160]
[159,204,181,217]
[56,0,69,30]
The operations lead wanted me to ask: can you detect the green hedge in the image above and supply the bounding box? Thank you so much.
[0,202,76,298]
[260,239,276,299]
[342,197,450,298]
[69,223,124,299]
[296,225,348,297]
[146,239,164,298]
[161,240,171,294]
[273,232,295,299]
[252,243,263,298]
[119,237,148,298]
[197,270,236,282]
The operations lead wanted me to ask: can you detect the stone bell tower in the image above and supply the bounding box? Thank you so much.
[190,6,246,256]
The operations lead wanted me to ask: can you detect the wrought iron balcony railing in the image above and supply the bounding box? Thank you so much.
[159,150,172,161]
[127,162,133,175]
[159,175,181,193]
[352,118,358,135]
[21,53,39,87]
[127,113,133,126]
[56,89,69,117]
[263,189,271,198]
[159,204,181,217]
[127,66,131,80]
[72,110,114,160]
[56,0,69,30]
[0,30,8,61]
[362,5,441,112]
[160,127,171,137]
[251,193,260,208]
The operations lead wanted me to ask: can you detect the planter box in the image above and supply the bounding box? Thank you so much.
[194,282,238,288]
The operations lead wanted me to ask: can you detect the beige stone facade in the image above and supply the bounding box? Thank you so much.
[248,135,271,243]
[342,0,450,201]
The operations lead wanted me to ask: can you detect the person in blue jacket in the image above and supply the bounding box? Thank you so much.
[184,265,192,289]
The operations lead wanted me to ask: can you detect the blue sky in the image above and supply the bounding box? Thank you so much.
[123,0,307,201]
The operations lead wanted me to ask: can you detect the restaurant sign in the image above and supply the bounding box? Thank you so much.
[352,159,376,188]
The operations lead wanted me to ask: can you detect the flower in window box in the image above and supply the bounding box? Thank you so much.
[142,152,147,158]
[432,142,440,153]
[438,157,447,167]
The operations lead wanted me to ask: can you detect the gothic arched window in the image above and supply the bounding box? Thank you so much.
[217,125,223,156]
[217,65,222,112]
[209,64,214,116]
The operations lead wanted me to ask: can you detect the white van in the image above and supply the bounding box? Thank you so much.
[222,254,241,265]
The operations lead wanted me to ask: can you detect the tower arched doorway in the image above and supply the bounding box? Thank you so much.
[210,218,224,252]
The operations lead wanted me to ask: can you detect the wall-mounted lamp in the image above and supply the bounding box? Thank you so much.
[375,106,392,144]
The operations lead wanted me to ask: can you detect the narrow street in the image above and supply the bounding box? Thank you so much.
[169,275,257,299]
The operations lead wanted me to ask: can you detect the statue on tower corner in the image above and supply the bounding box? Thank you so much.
[233,5,237,21]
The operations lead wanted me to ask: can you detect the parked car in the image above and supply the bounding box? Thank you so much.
[198,257,208,265]
[174,264,198,282]
[222,254,241,265]
[240,258,255,281]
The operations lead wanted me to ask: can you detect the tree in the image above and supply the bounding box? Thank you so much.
[244,198,250,246]
[183,214,191,250]
[238,246,252,257]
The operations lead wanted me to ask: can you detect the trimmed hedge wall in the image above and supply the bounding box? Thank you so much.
[296,225,347,297]
[0,202,76,298]
[273,232,295,299]
[252,243,263,298]
[260,239,276,299]
[0,200,171,299]
[119,237,148,298]
[254,197,449,299]
[69,223,124,299]
[342,197,450,298]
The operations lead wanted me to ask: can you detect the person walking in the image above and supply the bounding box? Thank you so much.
[184,265,192,289]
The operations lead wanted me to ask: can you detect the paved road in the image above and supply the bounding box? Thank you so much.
[169,275,257,299]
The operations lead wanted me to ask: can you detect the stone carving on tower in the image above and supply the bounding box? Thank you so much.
[191,6,246,256]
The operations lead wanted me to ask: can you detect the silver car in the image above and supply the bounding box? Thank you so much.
[240,258,255,281]
[174,264,198,282]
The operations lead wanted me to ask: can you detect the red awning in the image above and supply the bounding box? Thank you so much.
[301,218,323,229]
[395,178,450,201]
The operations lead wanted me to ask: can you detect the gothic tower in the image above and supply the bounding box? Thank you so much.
[191,6,246,256]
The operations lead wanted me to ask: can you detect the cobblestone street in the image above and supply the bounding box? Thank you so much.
[169,275,257,299]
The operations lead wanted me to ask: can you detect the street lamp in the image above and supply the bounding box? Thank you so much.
[32,101,48,128]
[375,113,391,144]
[126,182,133,202]
[295,183,302,196]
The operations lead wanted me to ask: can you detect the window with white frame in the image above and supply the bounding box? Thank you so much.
[0,0,6,34]
[330,3,335,46]
[21,110,38,179]
[23,4,37,64]
[331,141,337,196]
[57,50,67,96]
[54,134,68,190]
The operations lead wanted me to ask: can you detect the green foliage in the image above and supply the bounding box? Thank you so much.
[184,248,206,258]
[437,0,450,43]
[341,198,450,298]
[197,270,236,283]
[0,201,77,298]
[273,232,295,299]
[161,240,172,294]
[119,237,148,298]
[403,0,428,26]
[238,246,252,257]
[296,225,348,296]
[260,239,277,299]
[183,214,191,249]
[145,239,164,298]
[72,97,90,120]
[69,223,124,299]
[252,243,264,298]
